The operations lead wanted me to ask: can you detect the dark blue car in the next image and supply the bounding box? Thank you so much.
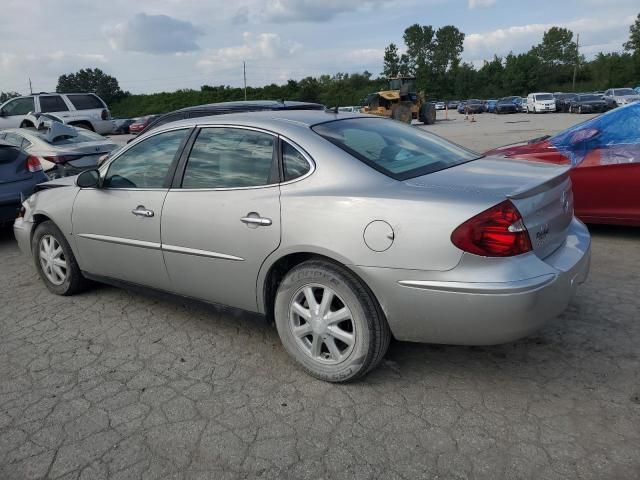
[0,141,47,225]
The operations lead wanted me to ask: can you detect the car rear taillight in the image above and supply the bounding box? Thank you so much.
[43,155,83,164]
[26,155,43,172]
[451,200,532,257]
[101,109,110,120]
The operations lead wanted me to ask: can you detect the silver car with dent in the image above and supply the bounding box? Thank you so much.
[13,110,591,382]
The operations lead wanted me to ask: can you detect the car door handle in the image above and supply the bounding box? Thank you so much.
[241,216,272,226]
[131,205,154,217]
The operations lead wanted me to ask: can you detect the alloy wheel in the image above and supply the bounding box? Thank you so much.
[288,284,356,365]
[39,234,68,285]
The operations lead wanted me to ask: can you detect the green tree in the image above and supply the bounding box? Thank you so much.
[433,26,465,74]
[403,24,435,76]
[624,13,640,54]
[56,68,128,105]
[383,43,401,77]
[532,27,578,66]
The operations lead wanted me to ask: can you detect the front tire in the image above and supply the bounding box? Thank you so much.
[274,260,391,382]
[32,221,88,296]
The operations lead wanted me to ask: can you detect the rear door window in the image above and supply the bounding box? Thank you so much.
[39,95,69,113]
[182,128,276,189]
[66,94,105,110]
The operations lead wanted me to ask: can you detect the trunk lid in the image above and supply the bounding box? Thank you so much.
[405,157,574,259]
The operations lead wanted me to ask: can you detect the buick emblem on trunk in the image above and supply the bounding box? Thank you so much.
[536,224,550,244]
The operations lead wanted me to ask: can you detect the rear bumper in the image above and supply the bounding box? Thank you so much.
[353,218,591,345]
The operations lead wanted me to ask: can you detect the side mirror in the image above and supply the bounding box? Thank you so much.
[76,169,101,188]
[0,109,6,117]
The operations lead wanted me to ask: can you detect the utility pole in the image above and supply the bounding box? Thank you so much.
[243,61,247,101]
[572,33,580,91]
[29,78,33,94]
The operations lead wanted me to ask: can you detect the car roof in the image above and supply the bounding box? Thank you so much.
[149,109,366,132]
[173,100,324,113]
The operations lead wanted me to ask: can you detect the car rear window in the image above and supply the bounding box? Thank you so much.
[312,118,479,180]
[66,94,105,110]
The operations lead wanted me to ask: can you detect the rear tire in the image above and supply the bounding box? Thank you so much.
[419,103,436,125]
[274,260,391,382]
[32,221,89,296]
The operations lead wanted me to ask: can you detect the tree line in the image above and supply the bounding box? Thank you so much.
[1,14,639,117]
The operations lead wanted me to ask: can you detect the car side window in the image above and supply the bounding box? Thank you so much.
[66,94,105,110]
[2,97,35,116]
[181,128,275,189]
[282,141,311,181]
[104,129,188,189]
[39,96,69,113]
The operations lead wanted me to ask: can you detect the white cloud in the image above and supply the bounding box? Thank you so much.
[259,0,391,23]
[105,13,203,54]
[198,32,302,71]
[464,15,636,61]
[468,0,496,8]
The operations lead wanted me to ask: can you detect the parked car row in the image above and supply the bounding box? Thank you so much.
[447,87,640,117]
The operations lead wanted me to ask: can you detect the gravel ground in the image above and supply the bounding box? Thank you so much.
[1,112,639,480]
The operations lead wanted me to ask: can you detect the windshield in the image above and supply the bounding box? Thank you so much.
[535,94,553,101]
[312,117,479,180]
[578,95,601,102]
[614,88,635,96]
[34,128,105,145]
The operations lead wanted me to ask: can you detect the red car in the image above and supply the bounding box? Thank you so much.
[486,103,640,226]
[128,115,157,135]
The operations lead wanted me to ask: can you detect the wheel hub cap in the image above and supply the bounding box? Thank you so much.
[289,284,356,365]
[38,234,68,286]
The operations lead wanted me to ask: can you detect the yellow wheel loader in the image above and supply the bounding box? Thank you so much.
[361,77,436,125]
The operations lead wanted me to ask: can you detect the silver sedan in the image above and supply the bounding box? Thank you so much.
[13,110,591,382]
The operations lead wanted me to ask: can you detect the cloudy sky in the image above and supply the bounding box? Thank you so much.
[0,0,637,94]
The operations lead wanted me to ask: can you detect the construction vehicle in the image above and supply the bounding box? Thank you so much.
[360,77,436,125]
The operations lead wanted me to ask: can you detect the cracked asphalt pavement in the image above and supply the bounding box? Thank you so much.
[1,113,639,479]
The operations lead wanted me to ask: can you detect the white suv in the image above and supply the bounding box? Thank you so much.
[526,93,556,113]
[0,93,114,135]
